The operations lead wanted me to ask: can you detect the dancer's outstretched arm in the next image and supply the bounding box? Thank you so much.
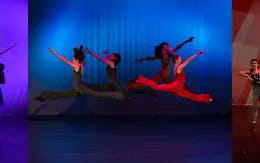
[170,37,194,53]
[136,37,193,62]
[136,56,158,62]
[239,70,253,81]
[177,50,204,73]
[85,49,114,67]
[48,47,80,69]
[0,43,16,55]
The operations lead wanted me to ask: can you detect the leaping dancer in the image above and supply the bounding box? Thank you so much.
[128,37,194,88]
[85,49,129,99]
[136,50,213,103]
[35,46,129,102]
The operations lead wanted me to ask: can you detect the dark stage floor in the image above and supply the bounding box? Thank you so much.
[0,116,28,163]
[29,116,231,163]
[233,107,260,163]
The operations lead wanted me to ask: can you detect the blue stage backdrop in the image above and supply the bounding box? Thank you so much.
[0,0,28,115]
[29,0,231,116]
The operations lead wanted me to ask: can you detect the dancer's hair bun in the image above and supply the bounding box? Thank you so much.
[73,45,85,63]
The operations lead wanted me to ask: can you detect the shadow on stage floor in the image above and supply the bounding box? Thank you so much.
[29,116,231,163]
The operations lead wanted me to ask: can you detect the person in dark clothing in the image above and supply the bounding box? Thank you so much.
[84,49,127,96]
[128,37,194,88]
[35,46,128,102]
[0,43,16,106]
[240,59,260,131]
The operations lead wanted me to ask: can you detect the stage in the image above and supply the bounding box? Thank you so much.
[0,117,27,163]
[29,116,230,163]
[232,106,260,163]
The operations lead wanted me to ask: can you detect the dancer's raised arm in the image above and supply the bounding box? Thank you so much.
[136,37,193,62]
[177,50,204,73]
[48,47,80,69]
[85,49,114,67]
[0,43,16,55]
[170,37,194,53]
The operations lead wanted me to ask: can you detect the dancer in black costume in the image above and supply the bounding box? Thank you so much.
[127,37,194,88]
[239,59,260,131]
[35,46,128,101]
[0,43,16,105]
[85,49,127,95]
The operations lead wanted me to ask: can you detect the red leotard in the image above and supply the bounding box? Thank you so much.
[137,70,212,103]
[127,57,172,88]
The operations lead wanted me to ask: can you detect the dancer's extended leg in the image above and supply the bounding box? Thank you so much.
[36,89,79,101]
[174,88,212,103]
[76,83,126,100]
[127,68,171,88]
[251,87,260,130]
[137,75,182,92]
[86,83,115,91]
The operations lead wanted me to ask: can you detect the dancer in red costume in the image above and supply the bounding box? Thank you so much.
[128,37,194,88]
[137,50,213,103]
